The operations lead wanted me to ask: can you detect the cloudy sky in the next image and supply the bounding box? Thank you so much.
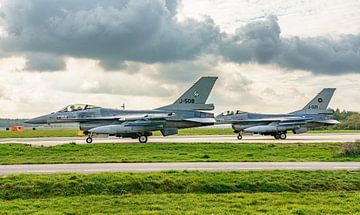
[0,0,359,118]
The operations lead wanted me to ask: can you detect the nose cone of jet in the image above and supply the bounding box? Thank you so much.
[25,115,49,124]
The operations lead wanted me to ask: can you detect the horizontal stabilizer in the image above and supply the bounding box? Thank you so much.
[314,119,339,125]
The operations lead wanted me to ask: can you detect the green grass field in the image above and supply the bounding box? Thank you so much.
[1,192,359,214]
[1,171,360,214]
[0,128,359,138]
[0,142,359,164]
[0,129,83,138]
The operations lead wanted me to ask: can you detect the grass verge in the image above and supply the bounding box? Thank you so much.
[0,142,360,164]
[0,129,83,138]
[1,192,359,214]
[1,171,360,214]
[1,170,360,199]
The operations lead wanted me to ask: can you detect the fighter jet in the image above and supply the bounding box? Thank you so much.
[216,88,339,140]
[26,77,218,143]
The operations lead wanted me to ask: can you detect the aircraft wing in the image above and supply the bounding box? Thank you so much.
[241,117,312,134]
[184,118,216,123]
[88,113,175,122]
[123,120,165,127]
[242,117,312,123]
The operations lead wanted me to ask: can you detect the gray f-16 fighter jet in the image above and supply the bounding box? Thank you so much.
[26,77,217,143]
[216,88,339,140]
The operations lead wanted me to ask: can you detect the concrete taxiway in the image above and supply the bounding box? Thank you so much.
[0,162,359,175]
[0,133,359,146]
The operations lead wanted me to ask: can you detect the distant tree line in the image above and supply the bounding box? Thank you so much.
[0,118,78,129]
[329,109,360,130]
[0,118,27,128]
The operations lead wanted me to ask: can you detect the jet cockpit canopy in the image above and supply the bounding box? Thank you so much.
[58,104,100,112]
[219,110,245,116]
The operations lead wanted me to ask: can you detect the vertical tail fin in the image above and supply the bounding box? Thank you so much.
[291,88,336,114]
[157,76,218,110]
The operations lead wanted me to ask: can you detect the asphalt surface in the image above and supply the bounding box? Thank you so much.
[0,133,359,146]
[0,162,359,175]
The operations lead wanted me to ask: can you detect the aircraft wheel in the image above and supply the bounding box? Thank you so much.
[139,135,148,143]
[237,134,243,140]
[86,137,93,144]
[280,133,287,140]
[274,134,280,140]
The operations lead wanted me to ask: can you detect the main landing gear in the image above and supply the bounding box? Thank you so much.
[273,132,287,140]
[138,135,148,143]
[236,132,287,140]
[84,133,149,144]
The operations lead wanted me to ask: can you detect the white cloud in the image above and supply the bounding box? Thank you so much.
[0,56,359,118]
[180,0,360,36]
[211,62,360,114]
[0,0,359,118]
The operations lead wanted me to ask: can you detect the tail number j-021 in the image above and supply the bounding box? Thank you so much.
[179,98,195,104]
[308,105,319,109]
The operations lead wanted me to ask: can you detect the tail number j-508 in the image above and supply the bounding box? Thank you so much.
[179,98,195,104]
[308,105,319,109]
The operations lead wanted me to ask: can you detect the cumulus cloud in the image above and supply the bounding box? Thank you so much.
[0,89,5,99]
[0,0,359,75]
[218,16,360,75]
[24,53,65,71]
[0,0,220,71]
[46,58,174,97]
[153,55,219,83]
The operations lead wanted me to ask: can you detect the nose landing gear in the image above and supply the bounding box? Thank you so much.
[86,136,92,143]
[86,133,93,144]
